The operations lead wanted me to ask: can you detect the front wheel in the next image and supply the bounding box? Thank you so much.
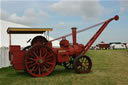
[74,55,92,73]
[63,56,74,69]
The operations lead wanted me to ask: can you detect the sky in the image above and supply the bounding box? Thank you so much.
[0,0,128,46]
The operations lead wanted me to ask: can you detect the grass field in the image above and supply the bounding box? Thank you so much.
[0,49,128,85]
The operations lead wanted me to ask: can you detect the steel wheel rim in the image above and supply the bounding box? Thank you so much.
[24,45,56,77]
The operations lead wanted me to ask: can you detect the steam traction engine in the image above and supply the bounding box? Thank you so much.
[7,15,119,77]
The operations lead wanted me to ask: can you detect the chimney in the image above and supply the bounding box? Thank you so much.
[72,27,77,45]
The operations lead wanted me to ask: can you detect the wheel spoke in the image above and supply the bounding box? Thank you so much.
[49,54,53,58]
[41,48,46,55]
[41,52,48,61]
[29,53,36,58]
[86,62,89,65]
[43,52,48,58]
[40,49,42,57]
[43,66,49,72]
[44,63,50,68]
[33,65,39,73]
[85,65,88,69]
[28,57,36,61]
[81,57,84,61]
[69,64,73,68]
[77,66,82,70]
[66,63,70,66]
[28,63,36,68]
[38,66,41,75]
[81,67,85,71]
[31,65,36,72]
[46,62,53,65]
[45,57,52,61]
[46,55,53,60]
[40,48,47,57]
[26,61,35,64]
[33,51,39,58]
[40,64,44,73]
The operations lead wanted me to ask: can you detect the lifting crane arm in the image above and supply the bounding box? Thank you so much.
[50,21,105,42]
[82,15,119,55]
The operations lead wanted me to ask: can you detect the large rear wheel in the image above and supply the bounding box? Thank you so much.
[24,45,56,77]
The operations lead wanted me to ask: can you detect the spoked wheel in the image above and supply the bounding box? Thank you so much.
[64,56,74,69]
[24,45,56,77]
[74,55,92,73]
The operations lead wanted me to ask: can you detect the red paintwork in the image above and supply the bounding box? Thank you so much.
[53,43,84,62]
[56,48,69,62]
[72,27,77,45]
[59,39,69,48]
[98,43,110,49]
[8,15,119,76]
[9,45,25,70]
[9,45,20,63]
[24,45,56,77]
[82,15,119,55]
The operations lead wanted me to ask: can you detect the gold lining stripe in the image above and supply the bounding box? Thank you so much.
[58,50,66,53]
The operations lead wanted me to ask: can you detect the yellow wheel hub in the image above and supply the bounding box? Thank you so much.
[82,63,86,67]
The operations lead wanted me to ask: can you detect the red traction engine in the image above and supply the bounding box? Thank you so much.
[7,15,119,77]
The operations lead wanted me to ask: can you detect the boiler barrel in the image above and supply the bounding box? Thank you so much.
[68,44,84,56]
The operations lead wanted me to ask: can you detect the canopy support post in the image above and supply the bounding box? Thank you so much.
[9,33,12,46]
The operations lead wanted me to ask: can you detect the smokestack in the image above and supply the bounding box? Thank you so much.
[72,27,77,45]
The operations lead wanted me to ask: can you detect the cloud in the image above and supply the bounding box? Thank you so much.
[120,0,128,6]
[54,22,65,28]
[120,0,128,14]
[49,0,104,20]
[0,8,49,26]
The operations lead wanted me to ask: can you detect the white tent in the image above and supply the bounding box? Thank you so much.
[0,20,59,68]
[0,20,59,47]
[110,44,126,49]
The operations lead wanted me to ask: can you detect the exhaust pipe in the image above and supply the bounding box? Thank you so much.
[72,27,77,45]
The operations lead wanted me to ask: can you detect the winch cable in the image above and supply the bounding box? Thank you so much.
[50,20,106,42]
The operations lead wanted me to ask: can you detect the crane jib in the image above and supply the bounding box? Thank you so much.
[50,21,105,42]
